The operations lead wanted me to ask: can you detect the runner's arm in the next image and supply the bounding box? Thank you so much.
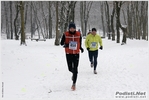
[80,35,82,49]
[85,36,89,48]
[99,36,103,46]
[60,34,65,46]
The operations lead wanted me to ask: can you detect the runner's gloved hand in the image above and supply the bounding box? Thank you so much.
[63,44,69,48]
[80,47,84,53]
[87,47,90,51]
[99,46,103,50]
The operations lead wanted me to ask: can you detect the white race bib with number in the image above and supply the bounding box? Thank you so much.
[91,42,97,48]
[69,41,77,50]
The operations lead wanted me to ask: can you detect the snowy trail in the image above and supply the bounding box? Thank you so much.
[1,39,148,99]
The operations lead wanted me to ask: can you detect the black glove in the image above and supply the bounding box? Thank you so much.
[87,47,90,51]
[80,47,84,53]
[63,44,69,48]
[99,46,103,50]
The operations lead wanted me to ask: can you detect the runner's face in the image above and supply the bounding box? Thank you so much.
[92,31,96,35]
[69,27,76,32]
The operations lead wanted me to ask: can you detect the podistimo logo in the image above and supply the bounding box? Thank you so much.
[115,91,147,98]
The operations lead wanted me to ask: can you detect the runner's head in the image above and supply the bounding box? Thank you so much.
[69,22,76,33]
[92,28,97,35]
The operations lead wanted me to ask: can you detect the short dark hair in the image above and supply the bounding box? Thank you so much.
[92,28,97,32]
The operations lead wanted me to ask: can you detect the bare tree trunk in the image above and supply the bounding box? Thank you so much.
[63,1,77,33]
[1,2,4,32]
[24,1,28,33]
[10,1,13,39]
[80,1,84,35]
[83,1,86,36]
[132,2,138,39]
[131,2,136,39]
[111,1,115,41]
[121,27,127,45]
[140,1,143,39]
[72,2,77,22]
[48,1,52,39]
[85,1,93,36]
[64,2,70,32]
[69,1,77,22]
[105,1,111,39]
[135,1,140,40]
[142,17,146,40]
[30,2,33,39]
[141,1,145,40]
[60,2,65,37]
[100,2,105,38]
[41,1,48,38]
[146,2,148,41]
[116,2,128,45]
[142,1,148,40]
[14,1,20,40]
[115,1,127,45]
[80,1,92,36]
[55,1,60,46]
[41,2,46,37]
[32,2,45,39]
[4,2,10,39]
[127,2,133,39]
[122,9,127,25]
[115,1,121,43]
[1,15,3,32]
[20,1,26,45]
[147,26,148,41]
[30,2,37,39]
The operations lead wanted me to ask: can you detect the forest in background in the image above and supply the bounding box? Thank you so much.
[1,1,148,45]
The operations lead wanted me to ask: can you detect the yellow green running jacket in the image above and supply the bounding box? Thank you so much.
[85,34,103,51]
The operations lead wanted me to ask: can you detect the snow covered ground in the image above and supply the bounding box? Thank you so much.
[1,38,149,100]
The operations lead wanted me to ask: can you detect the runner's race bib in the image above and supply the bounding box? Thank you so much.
[69,41,77,50]
[91,42,97,48]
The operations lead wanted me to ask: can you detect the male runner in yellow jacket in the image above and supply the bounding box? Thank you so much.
[85,28,103,74]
